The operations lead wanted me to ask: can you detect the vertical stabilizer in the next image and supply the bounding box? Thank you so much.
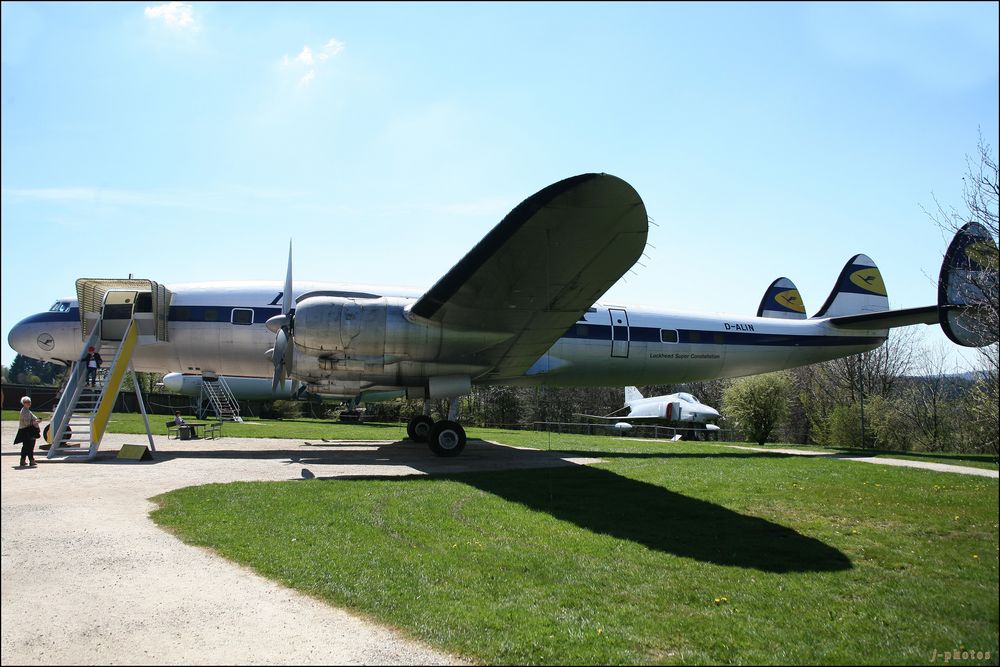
[938,222,999,347]
[624,386,644,405]
[757,277,807,319]
[813,254,889,318]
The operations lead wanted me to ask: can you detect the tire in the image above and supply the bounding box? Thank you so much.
[428,420,466,457]
[42,423,72,448]
[406,415,434,443]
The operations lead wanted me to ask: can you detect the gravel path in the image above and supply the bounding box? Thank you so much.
[723,444,999,478]
[1,422,599,666]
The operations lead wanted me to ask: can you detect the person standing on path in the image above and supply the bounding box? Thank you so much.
[14,396,40,468]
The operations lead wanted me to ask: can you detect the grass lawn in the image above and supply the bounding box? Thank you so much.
[6,410,995,470]
[5,411,996,662]
[130,419,997,665]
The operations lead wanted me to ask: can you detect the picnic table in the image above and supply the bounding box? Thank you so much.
[166,420,223,440]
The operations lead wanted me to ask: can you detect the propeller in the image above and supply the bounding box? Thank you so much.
[265,241,294,392]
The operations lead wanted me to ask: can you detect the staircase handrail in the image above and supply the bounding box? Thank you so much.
[47,322,102,455]
[91,321,138,445]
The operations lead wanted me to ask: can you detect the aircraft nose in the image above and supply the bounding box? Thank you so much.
[7,317,38,356]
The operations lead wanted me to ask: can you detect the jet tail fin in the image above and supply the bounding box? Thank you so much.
[938,222,999,347]
[813,254,889,319]
[624,386,644,405]
[757,277,807,319]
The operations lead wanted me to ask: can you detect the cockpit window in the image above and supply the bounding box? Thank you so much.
[678,393,697,404]
[48,301,71,313]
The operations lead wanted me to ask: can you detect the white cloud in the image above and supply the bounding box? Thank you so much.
[144,2,197,29]
[292,46,314,66]
[318,38,345,60]
[298,70,316,88]
[280,37,345,88]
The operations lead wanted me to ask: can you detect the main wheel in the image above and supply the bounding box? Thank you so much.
[406,415,434,443]
[42,423,72,448]
[428,420,466,457]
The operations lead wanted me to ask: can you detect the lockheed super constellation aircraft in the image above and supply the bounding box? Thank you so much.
[7,173,997,456]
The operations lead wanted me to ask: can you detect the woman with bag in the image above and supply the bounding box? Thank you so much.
[14,396,40,468]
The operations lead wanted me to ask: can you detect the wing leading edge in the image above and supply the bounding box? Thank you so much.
[410,173,648,379]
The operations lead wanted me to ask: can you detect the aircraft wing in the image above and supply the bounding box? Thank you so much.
[574,411,630,421]
[826,305,940,330]
[575,413,660,421]
[410,173,648,379]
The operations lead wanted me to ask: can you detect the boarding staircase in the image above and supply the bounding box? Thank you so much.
[198,373,243,422]
[45,279,170,461]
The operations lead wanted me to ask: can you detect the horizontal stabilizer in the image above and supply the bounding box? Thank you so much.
[938,222,999,347]
[828,305,939,330]
[813,254,889,319]
[757,277,807,319]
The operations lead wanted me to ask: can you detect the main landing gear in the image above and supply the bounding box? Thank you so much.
[406,400,467,457]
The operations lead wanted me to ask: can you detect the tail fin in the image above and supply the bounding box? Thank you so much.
[757,277,807,319]
[624,386,644,405]
[939,222,999,347]
[813,254,889,318]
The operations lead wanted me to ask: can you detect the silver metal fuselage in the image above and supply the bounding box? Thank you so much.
[8,280,886,397]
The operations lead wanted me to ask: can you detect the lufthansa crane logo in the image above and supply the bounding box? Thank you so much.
[37,333,55,351]
[849,268,887,296]
[775,289,805,313]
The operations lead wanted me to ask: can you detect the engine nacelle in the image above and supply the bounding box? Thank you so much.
[293,296,391,357]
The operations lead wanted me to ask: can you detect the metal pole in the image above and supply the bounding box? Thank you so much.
[858,361,865,448]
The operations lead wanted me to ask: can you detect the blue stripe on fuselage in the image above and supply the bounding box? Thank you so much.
[19,309,78,323]
[559,323,882,347]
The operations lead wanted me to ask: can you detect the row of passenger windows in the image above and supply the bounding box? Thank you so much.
[570,326,716,345]
[169,307,255,325]
[660,330,725,345]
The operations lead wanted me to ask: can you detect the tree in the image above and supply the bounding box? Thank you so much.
[7,354,66,386]
[793,329,918,448]
[722,372,791,446]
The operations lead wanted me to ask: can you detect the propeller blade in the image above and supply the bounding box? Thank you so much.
[283,240,293,317]
[270,241,295,393]
[271,328,288,392]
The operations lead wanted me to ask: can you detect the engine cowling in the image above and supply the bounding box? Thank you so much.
[293,296,389,357]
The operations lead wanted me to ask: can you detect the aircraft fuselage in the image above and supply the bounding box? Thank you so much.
[8,280,886,397]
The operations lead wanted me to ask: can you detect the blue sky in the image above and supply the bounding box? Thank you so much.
[2,1,998,372]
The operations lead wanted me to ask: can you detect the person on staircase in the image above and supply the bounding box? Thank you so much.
[83,347,103,387]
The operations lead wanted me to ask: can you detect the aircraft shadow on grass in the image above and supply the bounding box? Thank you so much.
[57,438,851,573]
[298,440,851,574]
[388,464,852,574]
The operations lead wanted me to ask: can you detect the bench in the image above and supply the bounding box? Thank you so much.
[166,420,179,439]
[203,422,223,439]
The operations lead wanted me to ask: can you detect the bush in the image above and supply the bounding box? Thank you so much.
[823,403,858,448]
[722,372,791,446]
[260,400,302,419]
